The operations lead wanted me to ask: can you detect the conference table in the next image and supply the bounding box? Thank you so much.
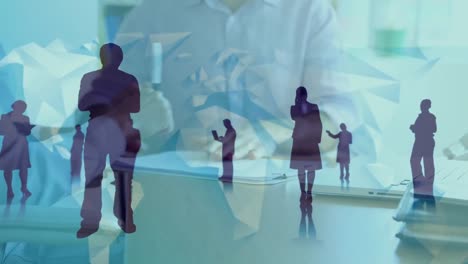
[126,172,468,264]
[2,171,468,264]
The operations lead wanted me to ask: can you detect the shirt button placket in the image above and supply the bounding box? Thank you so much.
[225,15,234,116]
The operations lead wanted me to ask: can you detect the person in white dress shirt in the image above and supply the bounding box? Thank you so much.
[118,0,358,163]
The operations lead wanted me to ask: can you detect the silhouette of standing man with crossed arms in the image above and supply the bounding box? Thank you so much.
[410,99,436,196]
[77,43,141,238]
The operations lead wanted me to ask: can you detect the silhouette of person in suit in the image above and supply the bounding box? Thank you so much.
[290,87,322,199]
[0,100,33,199]
[77,43,141,238]
[70,124,84,185]
[327,123,353,179]
[410,99,436,195]
[299,196,316,240]
[215,119,236,182]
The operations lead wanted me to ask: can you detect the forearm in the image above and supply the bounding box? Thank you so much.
[79,92,112,111]
[328,132,339,139]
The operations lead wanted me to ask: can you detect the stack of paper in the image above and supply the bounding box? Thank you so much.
[394,185,468,244]
[393,159,468,248]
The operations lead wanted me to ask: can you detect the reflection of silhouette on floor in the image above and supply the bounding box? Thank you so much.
[221,181,234,194]
[3,195,13,218]
[77,43,141,239]
[70,124,84,185]
[3,192,30,218]
[410,99,436,195]
[0,228,124,263]
[299,196,316,240]
[0,100,34,199]
[412,184,436,212]
[214,119,236,182]
[327,123,352,179]
[340,178,350,191]
[290,87,322,199]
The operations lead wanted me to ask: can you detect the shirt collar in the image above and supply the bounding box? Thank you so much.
[183,0,280,8]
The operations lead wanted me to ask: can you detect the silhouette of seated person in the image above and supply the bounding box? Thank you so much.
[290,87,322,199]
[0,100,33,199]
[77,43,141,238]
[410,99,436,195]
[70,124,84,186]
[215,119,236,182]
[326,123,352,180]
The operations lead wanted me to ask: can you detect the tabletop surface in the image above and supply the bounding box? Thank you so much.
[2,171,468,264]
[125,172,455,264]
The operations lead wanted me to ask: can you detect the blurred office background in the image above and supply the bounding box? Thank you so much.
[3,0,468,53]
[1,2,468,262]
[336,0,468,49]
[2,0,468,157]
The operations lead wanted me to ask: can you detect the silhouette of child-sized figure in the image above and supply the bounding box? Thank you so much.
[0,100,33,199]
[410,99,437,195]
[290,87,323,200]
[70,125,84,185]
[215,119,236,182]
[326,123,353,179]
[77,43,141,238]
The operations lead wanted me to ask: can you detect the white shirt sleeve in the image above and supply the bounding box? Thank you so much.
[302,0,361,132]
[299,0,379,161]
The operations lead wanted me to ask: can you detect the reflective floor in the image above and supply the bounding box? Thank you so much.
[126,173,432,264]
[2,171,467,263]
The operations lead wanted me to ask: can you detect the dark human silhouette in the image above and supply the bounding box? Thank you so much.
[327,123,353,179]
[214,119,236,182]
[70,124,84,185]
[410,99,436,194]
[0,100,34,199]
[298,196,316,240]
[290,87,322,199]
[77,43,141,238]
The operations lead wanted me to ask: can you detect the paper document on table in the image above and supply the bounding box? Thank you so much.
[394,185,468,245]
[394,184,468,226]
[432,159,468,202]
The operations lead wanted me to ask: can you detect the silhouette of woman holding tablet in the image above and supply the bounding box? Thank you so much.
[290,87,323,199]
[0,100,33,199]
